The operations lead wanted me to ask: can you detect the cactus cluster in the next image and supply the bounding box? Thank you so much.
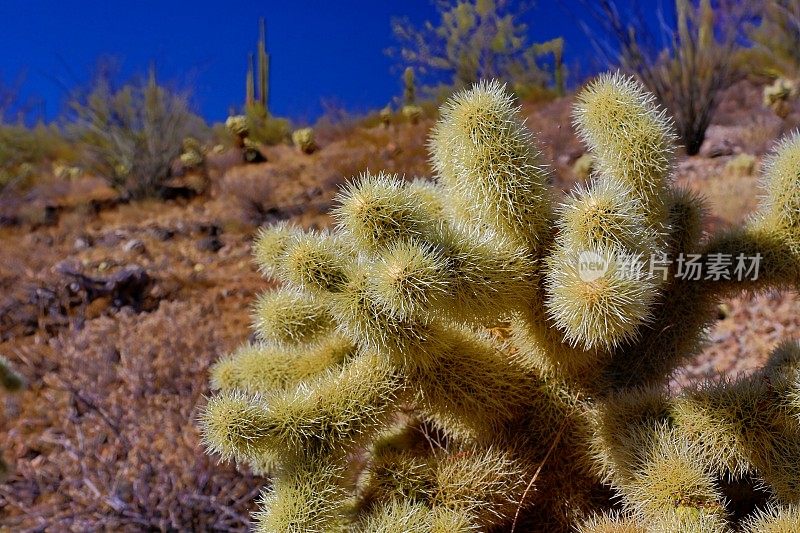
[201,74,800,531]
[179,136,205,169]
[225,116,267,164]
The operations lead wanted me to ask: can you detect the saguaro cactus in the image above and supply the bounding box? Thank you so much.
[201,74,800,531]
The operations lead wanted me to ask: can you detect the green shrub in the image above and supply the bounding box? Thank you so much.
[0,123,74,193]
[200,74,800,531]
[69,70,206,198]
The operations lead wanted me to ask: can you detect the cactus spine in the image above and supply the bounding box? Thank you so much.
[201,74,800,531]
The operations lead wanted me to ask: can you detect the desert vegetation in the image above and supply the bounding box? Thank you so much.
[2,1,800,531]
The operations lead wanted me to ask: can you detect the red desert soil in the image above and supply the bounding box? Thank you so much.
[1,80,799,530]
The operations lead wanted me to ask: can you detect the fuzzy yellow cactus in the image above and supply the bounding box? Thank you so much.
[225,115,249,137]
[200,73,800,531]
[291,127,317,154]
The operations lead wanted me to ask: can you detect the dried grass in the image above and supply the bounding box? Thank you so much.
[1,300,264,531]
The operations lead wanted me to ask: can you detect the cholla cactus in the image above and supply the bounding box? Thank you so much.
[291,128,317,155]
[243,138,265,164]
[179,137,205,169]
[52,162,83,181]
[401,104,423,125]
[201,74,800,531]
[1,355,24,479]
[225,115,249,137]
[763,78,798,118]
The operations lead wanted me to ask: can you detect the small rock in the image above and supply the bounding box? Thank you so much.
[43,205,59,226]
[701,138,735,158]
[151,227,175,241]
[199,223,222,237]
[35,234,54,247]
[122,239,146,254]
[74,236,93,251]
[196,236,223,253]
[97,231,124,247]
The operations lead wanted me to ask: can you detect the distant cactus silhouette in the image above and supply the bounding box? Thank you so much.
[401,104,422,125]
[201,74,800,531]
[379,105,393,128]
[403,67,416,106]
[236,18,289,148]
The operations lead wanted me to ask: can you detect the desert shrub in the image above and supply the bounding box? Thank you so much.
[69,70,206,198]
[745,0,800,79]
[221,164,305,227]
[0,301,262,530]
[400,104,423,125]
[199,75,800,531]
[584,0,754,155]
[244,103,290,146]
[389,0,565,97]
[0,123,75,193]
[726,152,758,176]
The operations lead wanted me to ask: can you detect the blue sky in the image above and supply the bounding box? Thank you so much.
[0,1,651,124]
